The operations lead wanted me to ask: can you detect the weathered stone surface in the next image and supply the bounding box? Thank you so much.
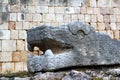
[27,21,120,72]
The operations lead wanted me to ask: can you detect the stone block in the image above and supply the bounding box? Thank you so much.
[65,7,74,14]
[113,8,120,14]
[116,15,120,22]
[87,7,93,14]
[8,21,15,30]
[110,15,116,22]
[63,14,71,22]
[2,40,16,51]
[9,13,17,21]
[35,6,48,13]
[48,7,54,13]
[93,8,100,14]
[20,6,29,13]
[17,40,25,51]
[25,14,33,21]
[97,14,103,22]
[1,12,8,22]
[116,23,120,30]
[12,51,21,62]
[97,23,105,31]
[91,23,97,30]
[105,23,111,30]
[43,14,56,22]
[104,15,110,22]
[91,15,97,22]
[112,0,120,7]
[2,63,14,73]
[71,15,78,20]
[0,63,2,72]
[85,15,91,22]
[10,30,18,39]
[55,7,65,13]
[23,62,27,71]
[16,22,23,30]
[23,22,30,29]
[21,51,27,61]
[78,14,84,22]
[98,0,112,7]
[89,0,97,7]
[0,40,1,51]
[0,22,8,29]
[80,7,86,14]
[18,30,27,39]
[2,4,10,12]
[10,5,20,12]
[114,30,120,39]
[33,14,42,21]
[0,30,10,39]
[15,62,24,72]
[28,6,35,13]
[100,8,113,15]
[56,14,63,22]
[74,7,80,13]
[17,13,25,21]
[111,23,117,30]
[0,52,12,62]
[107,30,114,39]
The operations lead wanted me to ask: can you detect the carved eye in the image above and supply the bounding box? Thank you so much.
[77,30,85,39]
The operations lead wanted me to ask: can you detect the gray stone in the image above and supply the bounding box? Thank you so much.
[27,21,120,72]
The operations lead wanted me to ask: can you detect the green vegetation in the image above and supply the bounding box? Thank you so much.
[0,71,32,78]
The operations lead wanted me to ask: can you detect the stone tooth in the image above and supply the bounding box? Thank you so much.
[44,49,54,57]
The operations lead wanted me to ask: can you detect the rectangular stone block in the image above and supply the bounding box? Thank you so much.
[105,23,111,30]
[21,51,28,61]
[2,62,14,73]
[74,7,80,13]
[22,22,30,30]
[114,30,120,39]
[15,62,24,72]
[63,14,71,22]
[113,8,120,14]
[25,14,33,21]
[56,14,63,22]
[110,15,116,22]
[91,15,97,22]
[93,8,100,14]
[116,15,120,22]
[2,4,10,12]
[87,7,93,14]
[97,23,105,31]
[28,6,35,13]
[91,23,97,30]
[97,14,103,22]
[17,13,25,21]
[18,30,27,39]
[111,23,117,30]
[0,30,10,39]
[100,8,113,15]
[0,40,1,51]
[16,22,23,30]
[8,21,15,30]
[90,0,97,7]
[48,7,54,13]
[33,14,42,21]
[35,6,48,13]
[103,15,110,22]
[0,22,8,29]
[78,14,84,22]
[10,5,20,12]
[85,15,91,22]
[65,7,74,14]
[116,23,120,30]
[2,40,16,51]
[0,52,12,62]
[17,40,25,51]
[43,14,56,22]
[80,7,86,14]
[11,30,18,39]
[55,7,65,13]
[23,62,27,71]
[107,30,114,39]
[9,13,17,21]
[98,0,112,7]
[12,51,21,62]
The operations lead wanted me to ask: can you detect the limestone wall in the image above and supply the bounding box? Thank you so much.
[0,0,120,73]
